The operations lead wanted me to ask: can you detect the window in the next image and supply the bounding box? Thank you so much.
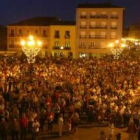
[101,21,107,28]
[89,42,94,49]
[80,53,86,58]
[43,30,47,37]
[111,22,117,29]
[54,31,60,38]
[19,30,22,36]
[101,12,108,18]
[89,32,95,38]
[90,11,96,18]
[90,21,96,28]
[27,30,30,35]
[80,21,86,28]
[54,41,60,47]
[79,42,86,49]
[101,32,106,38]
[10,29,14,36]
[80,11,87,18]
[100,42,106,48]
[10,40,14,48]
[111,32,116,39]
[65,31,70,38]
[111,12,118,19]
[65,41,70,47]
[80,31,86,38]
[35,30,38,36]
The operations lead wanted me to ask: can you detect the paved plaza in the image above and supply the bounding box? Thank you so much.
[36,124,129,140]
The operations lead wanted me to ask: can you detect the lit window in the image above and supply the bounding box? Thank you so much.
[65,41,70,47]
[54,41,59,47]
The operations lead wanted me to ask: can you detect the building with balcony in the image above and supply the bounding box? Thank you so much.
[7,17,60,57]
[49,21,76,58]
[76,2,124,58]
[7,17,76,58]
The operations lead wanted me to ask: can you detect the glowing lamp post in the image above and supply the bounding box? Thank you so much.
[109,40,126,59]
[21,35,42,63]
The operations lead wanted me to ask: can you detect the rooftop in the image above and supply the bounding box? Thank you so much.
[8,17,75,26]
[77,2,123,8]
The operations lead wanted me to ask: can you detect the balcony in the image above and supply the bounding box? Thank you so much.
[54,35,60,38]
[88,45,103,49]
[101,15,108,18]
[111,27,117,29]
[90,15,108,19]
[80,26,87,29]
[80,15,87,19]
[64,47,71,50]
[89,26,107,29]
[111,16,118,19]
[42,45,48,49]
[79,35,86,38]
[53,46,60,50]
[65,35,70,39]
[89,35,107,39]
[9,34,15,37]
[110,37,117,39]
[42,34,47,37]
[53,46,71,50]
[9,44,15,48]
[79,46,86,49]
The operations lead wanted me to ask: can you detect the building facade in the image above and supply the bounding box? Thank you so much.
[7,17,76,58]
[76,3,124,58]
[6,2,124,58]
[128,22,140,39]
[49,22,76,58]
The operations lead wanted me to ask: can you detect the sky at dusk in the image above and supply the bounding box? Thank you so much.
[0,0,140,27]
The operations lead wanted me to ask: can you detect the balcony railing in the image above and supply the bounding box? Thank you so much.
[54,35,60,38]
[111,27,117,29]
[80,16,87,19]
[90,15,108,19]
[53,46,71,50]
[80,26,87,29]
[41,34,47,37]
[89,35,107,39]
[9,34,15,37]
[79,35,86,38]
[88,45,105,49]
[110,37,117,39]
[89,26,107,29]
[111,16,118,19]
[79,46,86,49]
[65,35,70,39]
[9,44,15,48]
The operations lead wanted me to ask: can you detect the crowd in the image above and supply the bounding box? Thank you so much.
[0,55,140,140]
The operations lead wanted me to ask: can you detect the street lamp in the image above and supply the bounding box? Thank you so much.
[21,35,42,63]
[109,40,126,59]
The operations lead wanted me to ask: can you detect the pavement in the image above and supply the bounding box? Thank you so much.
[36,123,130,140]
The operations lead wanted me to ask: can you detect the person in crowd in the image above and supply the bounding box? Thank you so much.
[108,121,114,139]
[66,117,72,135]
[127,121,137,140]
[10,118,20,140]
[0,55,140,139]
[71,111,79,133]
[98,130,108,140]
[47,111,54,132]
[0,118,8,140]
[20,113,28,140]
[58,113,63,137]
[32,118,40,140]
